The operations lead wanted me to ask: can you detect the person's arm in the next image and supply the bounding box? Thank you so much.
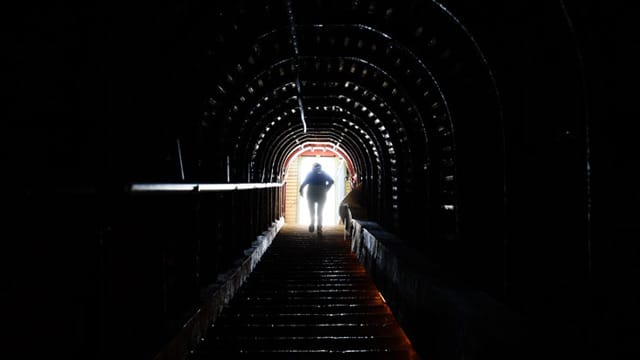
[325,173,334,190]
[299,176,309,196]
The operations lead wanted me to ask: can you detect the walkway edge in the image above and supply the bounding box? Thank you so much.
[153,217,285,360]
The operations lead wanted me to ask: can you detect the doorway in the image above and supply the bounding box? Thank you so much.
[297,156,345,226]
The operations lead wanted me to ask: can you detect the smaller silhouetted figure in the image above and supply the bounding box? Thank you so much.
[339,182,368,232]
[299,162,334,234]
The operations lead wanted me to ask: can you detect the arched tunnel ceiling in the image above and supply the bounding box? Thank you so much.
[195,0,502,232]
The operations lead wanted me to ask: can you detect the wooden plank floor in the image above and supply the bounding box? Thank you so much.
[188,224,420,359]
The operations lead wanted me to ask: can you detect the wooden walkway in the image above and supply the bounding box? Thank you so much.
[188,224,419,359]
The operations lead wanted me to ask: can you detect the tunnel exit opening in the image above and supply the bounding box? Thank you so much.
[297,155,344,226]
[282,144,353,226]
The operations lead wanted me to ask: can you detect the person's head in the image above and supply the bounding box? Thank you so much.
[312,162,322,173]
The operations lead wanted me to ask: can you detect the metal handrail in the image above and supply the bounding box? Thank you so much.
[130,182,284,193]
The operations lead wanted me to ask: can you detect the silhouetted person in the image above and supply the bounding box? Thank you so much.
[299,162,334,234]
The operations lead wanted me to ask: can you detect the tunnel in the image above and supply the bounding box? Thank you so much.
[7,1,639,359]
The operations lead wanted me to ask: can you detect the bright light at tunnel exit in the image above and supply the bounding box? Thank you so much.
[297,156,344,226]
